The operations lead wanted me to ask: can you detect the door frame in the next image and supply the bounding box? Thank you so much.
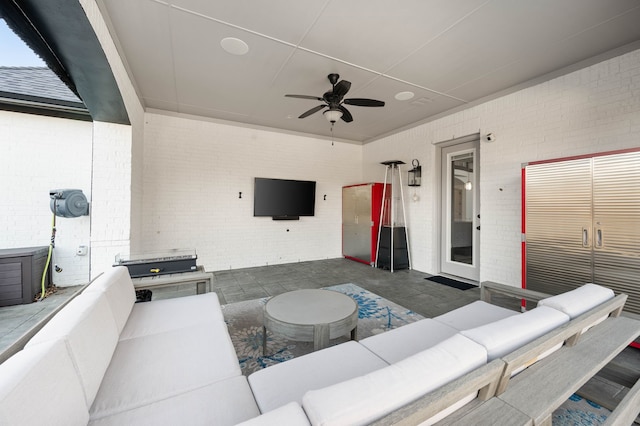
[436,134,481,281]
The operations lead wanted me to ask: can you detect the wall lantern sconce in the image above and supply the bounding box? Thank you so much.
[408,159,422,187]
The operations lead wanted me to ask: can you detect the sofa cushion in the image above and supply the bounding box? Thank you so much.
[26,291,119,408]
[537,283,615,319]
[434,300,519,331]
[236,402,310,426]
[359,319,458,363]
[119,292,224,340]
[461,306,570,361]
[302,334,487,426]
[89,376,259,426]
[84,266,135,334]
[90,321,241,418]
[248,341,388,413]
[0,340,89,426]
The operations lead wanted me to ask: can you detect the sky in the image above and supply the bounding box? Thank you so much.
[0,18,46,66]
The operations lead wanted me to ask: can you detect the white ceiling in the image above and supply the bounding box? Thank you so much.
[99,0,640,143]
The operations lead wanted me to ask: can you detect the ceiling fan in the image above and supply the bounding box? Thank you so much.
[285,73,385,124]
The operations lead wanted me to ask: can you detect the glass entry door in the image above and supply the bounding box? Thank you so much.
[440,140,479,281]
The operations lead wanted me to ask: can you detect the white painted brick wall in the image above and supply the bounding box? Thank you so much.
[141,113,362,271]
[0,111,93,286]
[364,48,640,286]
[89,121,133,278]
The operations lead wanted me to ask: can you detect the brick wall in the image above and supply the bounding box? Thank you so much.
[141,112,362,271]
[89,121,133,276]
[364,48,640,285]
[0,110,93,285]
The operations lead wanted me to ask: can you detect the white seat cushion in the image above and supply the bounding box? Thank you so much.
[26,292,119,408]
[91,321,241,418]
[89,376,260,426]
[537,283,615,319]
[119,292,223,340]
[461,306,570,360]
[248,341,388,413]
[359,319,458,363]
[302,334,487,426]
[434,300,519,331]
[235,402,310,426]
[84,266,136,334]
[0,340,89,426]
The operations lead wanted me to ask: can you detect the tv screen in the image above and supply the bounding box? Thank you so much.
[254,178,316,219]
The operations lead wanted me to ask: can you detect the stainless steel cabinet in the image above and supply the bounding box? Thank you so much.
[525,150,640,314]
[342,183,385,266]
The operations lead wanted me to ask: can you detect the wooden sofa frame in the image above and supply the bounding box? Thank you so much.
[372,281,640,425]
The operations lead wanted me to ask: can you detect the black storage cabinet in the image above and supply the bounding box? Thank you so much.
[0,246,50,306]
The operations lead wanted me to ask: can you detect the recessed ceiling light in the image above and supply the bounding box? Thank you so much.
[220,37,249,56]
[395,91,415,101]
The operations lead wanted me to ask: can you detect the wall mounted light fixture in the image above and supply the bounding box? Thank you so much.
[408,159,421,187]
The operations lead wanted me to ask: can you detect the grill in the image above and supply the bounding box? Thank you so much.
[114,250,197,278]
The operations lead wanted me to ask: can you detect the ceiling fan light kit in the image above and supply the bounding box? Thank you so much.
[323,109,343,123]
[285,74,385,126]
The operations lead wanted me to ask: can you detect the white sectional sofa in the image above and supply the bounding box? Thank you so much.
[1,266,636,426]
[0,266,261,426]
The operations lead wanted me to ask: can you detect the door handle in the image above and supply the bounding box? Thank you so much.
[594,227,603,249]
[476,226,480,231]
[582,227,590,248]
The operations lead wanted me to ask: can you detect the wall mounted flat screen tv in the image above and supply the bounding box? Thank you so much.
[254,178,316,220]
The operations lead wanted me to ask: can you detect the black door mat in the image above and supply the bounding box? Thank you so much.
[425,275,476,290]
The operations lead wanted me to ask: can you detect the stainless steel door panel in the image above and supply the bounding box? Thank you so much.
[342,185,373,263]
[592,151,640,314]
[525,159,593,295]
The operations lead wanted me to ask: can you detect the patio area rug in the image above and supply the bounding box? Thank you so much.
[553,393,611,425]
[221,283,423,375]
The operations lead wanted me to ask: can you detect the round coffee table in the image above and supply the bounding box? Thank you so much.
[263,289,358,355]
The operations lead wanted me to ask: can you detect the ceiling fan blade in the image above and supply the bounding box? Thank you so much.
[299,104,326,118]
[333,80,351,98]
[285,94,324,101]
[344,98,385,107]
[338,105,353,123]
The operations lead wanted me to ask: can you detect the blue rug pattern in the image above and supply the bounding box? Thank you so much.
[221,283,423,375]
[553,393,611,425]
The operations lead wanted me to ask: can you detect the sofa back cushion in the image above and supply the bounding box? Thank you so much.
[0,340,89,426]
[302,334,487,426]
[26,291,119,409]
[84,266,136,333]
[461,306,570,361]
[537,283,614,319]
[434,300,519,331]
[248,341,388,414]
[359,319,458,364]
